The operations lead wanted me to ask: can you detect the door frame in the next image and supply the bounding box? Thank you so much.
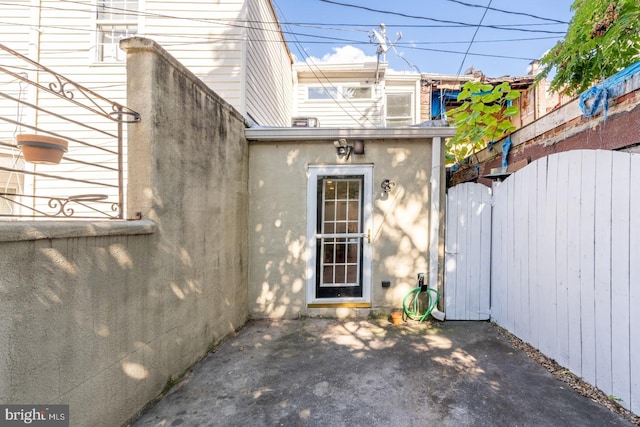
[306,164,373,306]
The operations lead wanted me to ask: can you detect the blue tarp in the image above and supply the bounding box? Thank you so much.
[431,90,461,119]
[579,60,640,118]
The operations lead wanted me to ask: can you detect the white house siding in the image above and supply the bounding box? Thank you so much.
[144,1,246,113]
[3,0,293,130]
[293,66,422,128]
[1,0,292,216]
[20,1,128,211]
[0,1,32,140]
[294,68,384,128]
[245,0,292,126]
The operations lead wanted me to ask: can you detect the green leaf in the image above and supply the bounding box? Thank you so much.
[503,106,519,117]
[505,90,521,101]
[538,0,640,95]
[485,104,502,114]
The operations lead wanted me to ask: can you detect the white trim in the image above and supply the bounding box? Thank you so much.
[92,0,143,64]
[246,126,456,141]
[306,164,373,305]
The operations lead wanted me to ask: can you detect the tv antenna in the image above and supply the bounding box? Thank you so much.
[369,23,402,63]
[369,24,403,83]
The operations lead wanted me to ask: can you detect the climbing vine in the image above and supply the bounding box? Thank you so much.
[445,81,520,166]
[537,0,640,96]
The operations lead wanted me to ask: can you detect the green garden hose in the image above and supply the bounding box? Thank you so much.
[402,286,439,322]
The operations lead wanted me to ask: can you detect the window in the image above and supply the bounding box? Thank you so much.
[307,86,372,101]
[96,0,138,62]
[308,87,338,100]
[385,92,413,127]
[343,87,372,99]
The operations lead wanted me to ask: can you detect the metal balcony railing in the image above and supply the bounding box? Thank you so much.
[0,43,139,219]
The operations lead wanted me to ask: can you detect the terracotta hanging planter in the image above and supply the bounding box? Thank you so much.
[16,133,68,165]
[390,311,403,325]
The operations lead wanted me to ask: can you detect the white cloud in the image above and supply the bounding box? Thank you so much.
[300,45,377,65]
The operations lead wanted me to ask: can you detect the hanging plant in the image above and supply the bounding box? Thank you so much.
[16,134,68,165]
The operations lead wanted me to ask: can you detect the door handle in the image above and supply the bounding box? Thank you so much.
[367,228,371,243]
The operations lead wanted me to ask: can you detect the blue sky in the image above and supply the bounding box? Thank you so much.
[272,0,574,77]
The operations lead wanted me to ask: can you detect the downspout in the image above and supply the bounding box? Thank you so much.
[429,136,446,321]
[238,1,248,118]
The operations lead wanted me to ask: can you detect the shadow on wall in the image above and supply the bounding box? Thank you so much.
[249,143,433,316]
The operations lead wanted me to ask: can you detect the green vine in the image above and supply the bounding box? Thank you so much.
[446,81,520,166]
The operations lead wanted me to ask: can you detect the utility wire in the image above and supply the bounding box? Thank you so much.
[318,0,567,34]
[273,3,376,126]
[439,0,494,120]
[444,0,569,24]
[0,20,544,62]
[455,0,493,76]
[6,1,568,35]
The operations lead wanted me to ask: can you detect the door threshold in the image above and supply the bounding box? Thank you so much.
[307,302,371,309]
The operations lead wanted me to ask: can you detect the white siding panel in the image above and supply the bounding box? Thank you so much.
[245,0,293,126]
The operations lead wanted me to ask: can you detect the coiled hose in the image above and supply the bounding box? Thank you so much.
[402,286,439,322]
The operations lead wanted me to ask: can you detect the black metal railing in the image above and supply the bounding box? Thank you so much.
[0,43,139,219]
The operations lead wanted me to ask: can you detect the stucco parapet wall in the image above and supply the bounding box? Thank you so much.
[245,126,456,142]
[119,37,247,126]
[0,219,156,242]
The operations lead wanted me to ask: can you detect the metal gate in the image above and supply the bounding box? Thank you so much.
[444,182,492,320]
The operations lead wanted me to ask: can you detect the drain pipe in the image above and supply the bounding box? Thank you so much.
[429,136,446,321]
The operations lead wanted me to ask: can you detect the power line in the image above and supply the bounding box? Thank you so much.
[0,1,566,71]
[455,0,493,77]
[318,0,567,34]
[0,20,545,62]
[273,3,376,126]
[444,0,569,24]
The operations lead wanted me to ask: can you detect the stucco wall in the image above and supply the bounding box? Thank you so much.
[248,139,433,318]
[0,38,249,427]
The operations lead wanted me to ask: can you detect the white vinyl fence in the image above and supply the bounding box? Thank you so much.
[490,149,640,414]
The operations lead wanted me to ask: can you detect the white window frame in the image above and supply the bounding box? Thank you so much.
[385,91,414,127]
[306,84,373,101]
[93,0,143,64]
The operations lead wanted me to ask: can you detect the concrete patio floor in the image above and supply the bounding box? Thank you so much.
[130,319,634,426]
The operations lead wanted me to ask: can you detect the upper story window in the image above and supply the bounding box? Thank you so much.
[96,0,139,63]
[308,87,338,100]
[343,87,372,99]
[385,92,413,127]
[307,85,372,101]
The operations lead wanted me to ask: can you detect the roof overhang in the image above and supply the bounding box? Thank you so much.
[245,126,456,142]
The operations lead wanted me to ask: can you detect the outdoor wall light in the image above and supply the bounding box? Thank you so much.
[381,178,396,193]
[333,139,365,159]
[333,139,352,159]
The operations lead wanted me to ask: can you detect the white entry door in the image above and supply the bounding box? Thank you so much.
[306,165,373,305]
